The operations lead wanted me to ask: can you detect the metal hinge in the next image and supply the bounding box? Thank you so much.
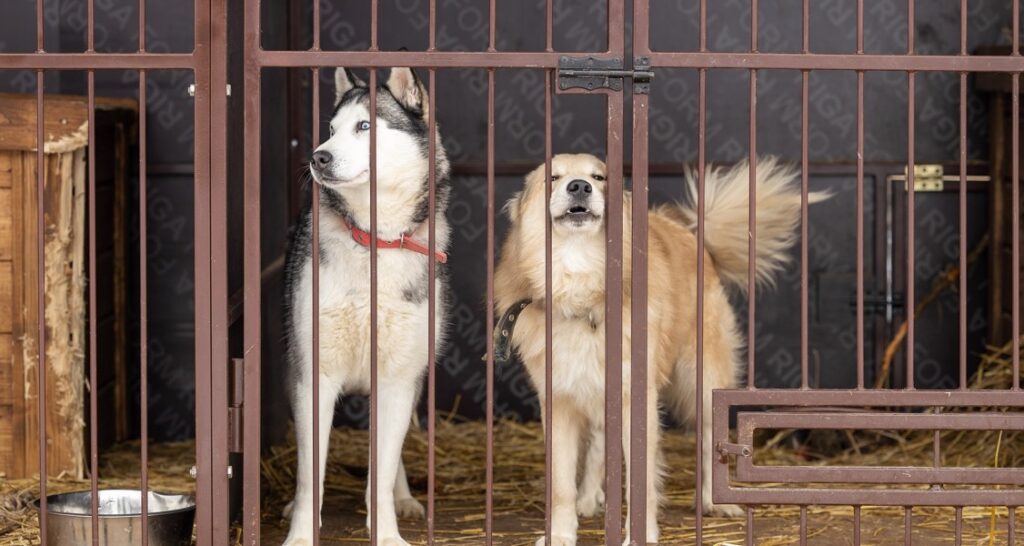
[905,164,944,192]
[557,55,654,94]
[228,357,244,453]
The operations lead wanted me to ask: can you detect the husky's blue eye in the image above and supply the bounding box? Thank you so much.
[357,120,371,132]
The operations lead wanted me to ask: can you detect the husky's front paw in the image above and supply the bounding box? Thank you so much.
[380,538,411,546]
[395,497,426,519]
[535,535,576,546]
[704,502,744,518]
[576,488,605,517]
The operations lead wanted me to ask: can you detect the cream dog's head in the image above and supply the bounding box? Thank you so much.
[507,153,608,237]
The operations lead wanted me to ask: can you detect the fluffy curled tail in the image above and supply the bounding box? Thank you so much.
[677,156,830,293]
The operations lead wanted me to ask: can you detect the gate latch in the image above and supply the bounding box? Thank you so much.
[716,441,752,462]
[558,56,654,94]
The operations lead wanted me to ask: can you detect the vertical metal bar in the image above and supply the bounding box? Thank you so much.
[311,67,321,546]
[1012,0,1021,386]
[853,505,861,546]
[605,3,626,544]
[747,76,757,384]
[856,0,865,390]
[955,507,963,546]
[746,506,754,545]
[484,67,495,546]
[312,0,319,50]
[694,1,708,540]
[1010,506,1017,546]
[631,13,650,546]
[87,0,94,51]
[138,68,149,546]
[36,0,44,51]
[427,67,437,546]
[543,68,553,546]
[604,97,625,546]
[485,4,497,544]
[958,0,968,393]
[192,0,214,541]
[428,0,436,51]
[694,63,707,546]
[209,0,231,541]
[370,0,378,51]
[242,0,263,539]
[369,68,379,546]
[799,506,808,546]
[35,67,47,546]
[905,0,916,391]
[88,68,100,546]
[545,0,552,52]
[746,0,758,390]
[799,0,809,390]
[138,0,146,51]
[904,507,912,545]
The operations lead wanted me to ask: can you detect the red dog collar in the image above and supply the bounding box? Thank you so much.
[340,217,448,264]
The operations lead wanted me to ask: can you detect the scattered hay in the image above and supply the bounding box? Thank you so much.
[2,341,1021,545]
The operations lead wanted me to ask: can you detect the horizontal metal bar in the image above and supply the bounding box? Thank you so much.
[257,50,567,68]
[0,53,198,69]
[649,52,1024,72]
[715,486,1024,507]
[737,465,1024,485]
[739,411,1024,432]
[715,389,1024,408]
[735,412,1024,485]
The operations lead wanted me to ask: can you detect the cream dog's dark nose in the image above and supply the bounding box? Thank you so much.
[312,150,333,169]
[566,179,592,195]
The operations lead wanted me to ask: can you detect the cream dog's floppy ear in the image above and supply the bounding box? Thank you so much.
[334,68,365,105]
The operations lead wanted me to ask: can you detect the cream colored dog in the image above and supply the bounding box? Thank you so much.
[495,153,826,545]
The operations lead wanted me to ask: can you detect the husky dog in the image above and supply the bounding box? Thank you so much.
[281,67,451,546]
[495,154,827,545]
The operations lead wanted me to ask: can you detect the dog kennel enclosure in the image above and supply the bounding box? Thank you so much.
[2,0,1023,544]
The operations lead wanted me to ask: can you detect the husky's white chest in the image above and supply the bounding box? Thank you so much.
[290,226,442,392]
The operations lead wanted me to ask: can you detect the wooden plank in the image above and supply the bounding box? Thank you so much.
[0,152,12,188]
[16,151,36,479]
[0,189,11,260]
[0,93,136,153]
[0,262,11,333]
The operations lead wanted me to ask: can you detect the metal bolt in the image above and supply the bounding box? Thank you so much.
[227,466,233,479]
[226,84,232,97]
[187,84,196,97]
[290,138,299,149]
[189,465,197,480]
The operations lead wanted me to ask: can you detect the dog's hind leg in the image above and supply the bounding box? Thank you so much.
[366,379,418,546]
[576,421,605,517]
[698,307,743,518]
[393,458,425,519]
[282,375,340,546]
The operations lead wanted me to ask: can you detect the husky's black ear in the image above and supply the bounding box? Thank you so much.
[334,68,365,105]
[385,67,427,116]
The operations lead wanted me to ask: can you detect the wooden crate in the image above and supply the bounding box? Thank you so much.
[0,93,135,479]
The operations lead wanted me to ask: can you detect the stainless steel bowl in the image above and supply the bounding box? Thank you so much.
[35,489,195,546]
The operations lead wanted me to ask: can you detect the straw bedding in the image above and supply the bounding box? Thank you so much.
[1,339,1021,545]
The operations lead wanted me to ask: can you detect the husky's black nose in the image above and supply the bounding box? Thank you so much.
[566,179,592,195]
[312,150,333,169]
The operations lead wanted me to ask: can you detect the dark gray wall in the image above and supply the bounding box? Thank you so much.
[1,0,1015,441]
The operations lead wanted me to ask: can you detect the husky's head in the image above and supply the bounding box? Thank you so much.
[310,66,436,188]
[310,67,450,237]
[508,153,608,237]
